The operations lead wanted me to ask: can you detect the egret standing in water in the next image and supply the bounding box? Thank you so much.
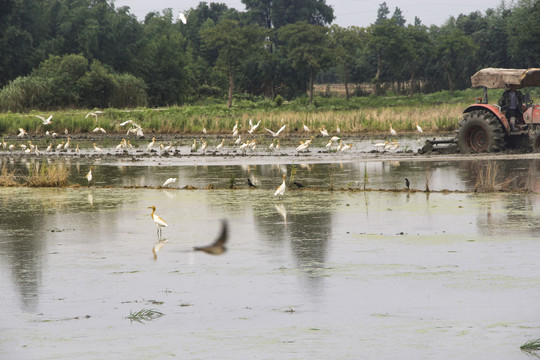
[148,206,168,239]
[85,166,93,185]
[274,174,286,197]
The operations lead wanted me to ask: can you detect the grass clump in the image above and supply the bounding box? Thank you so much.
[25,161,69,187]
[521,338,540,354]
[0,165,18,186]
[127,308,164,323]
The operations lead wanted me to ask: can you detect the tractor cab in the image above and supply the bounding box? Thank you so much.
[457,68,540,153]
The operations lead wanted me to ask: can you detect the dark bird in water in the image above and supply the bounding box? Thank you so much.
[405,178,410,190]
[293,181,304,188]
[194,219,228,255]
[247,178,256,188]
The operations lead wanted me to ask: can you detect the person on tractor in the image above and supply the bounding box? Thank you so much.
[498,84,524,130]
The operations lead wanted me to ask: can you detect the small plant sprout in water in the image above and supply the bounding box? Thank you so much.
[127,308,164,323]
[521,338,540,355]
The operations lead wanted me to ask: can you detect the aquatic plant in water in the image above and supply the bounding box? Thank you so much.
[127,308,164,323]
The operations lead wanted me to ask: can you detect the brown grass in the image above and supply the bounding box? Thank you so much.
[25,162,70,187]
[0,165,18,186]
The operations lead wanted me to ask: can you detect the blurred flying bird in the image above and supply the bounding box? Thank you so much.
[248,119,261,134]
[194,219,228,255]
[35,115,52,125]
[265,124,286,137]
[179,12,187,24]
[85,112,98,122]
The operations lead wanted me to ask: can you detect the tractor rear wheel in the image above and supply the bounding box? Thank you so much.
[457,110,505,153]
[531,128,540,152]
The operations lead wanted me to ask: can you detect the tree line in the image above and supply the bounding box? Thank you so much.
[0,0,538,111]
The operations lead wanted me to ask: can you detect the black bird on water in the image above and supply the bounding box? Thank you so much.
[293,181,304,188]
[247,178,256,188]
[194,219,228,255]
[405,178,410,190]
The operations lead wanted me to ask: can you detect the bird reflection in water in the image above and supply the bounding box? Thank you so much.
[275,204,287,223]
[152,239,168,260]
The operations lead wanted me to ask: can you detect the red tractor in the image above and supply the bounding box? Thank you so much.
[457,68,540,153]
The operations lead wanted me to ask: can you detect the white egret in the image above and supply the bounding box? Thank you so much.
[35,115,52,125]
[264,124,286,137]
[148,206,168,238]
[389,124,397,136]
[416,122,423,133]
[216,139,225,151]
[179,12,187,24]
[320,126,329,137]
[303,123,310,132]
[162,178,177,187]
[85,112,98,122]
[93,143,103,153]
[64,138,71,151]
[85,166,93,184]
[147,137,156,151]
[274,174,286,196]
[18,128,27,138]
[248,119,261,134]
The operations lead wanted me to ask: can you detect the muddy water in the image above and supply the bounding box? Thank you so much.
[4,156,540,192]
[1,185,540,359]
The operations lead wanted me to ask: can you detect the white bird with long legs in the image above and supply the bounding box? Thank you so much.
[274,174,287,197]
[148,206,168,239]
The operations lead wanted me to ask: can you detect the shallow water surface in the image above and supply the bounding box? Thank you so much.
[1,185,540,359]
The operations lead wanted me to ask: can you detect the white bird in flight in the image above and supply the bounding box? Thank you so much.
[264,124,286,137]
[179,12,187,24]
[248,119,261,134]
[162,178,177,187]
[35,115,52,125]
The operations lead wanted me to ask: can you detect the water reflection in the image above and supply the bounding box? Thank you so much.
[0,188,128,311]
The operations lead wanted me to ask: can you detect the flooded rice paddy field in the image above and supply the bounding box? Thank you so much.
[1,144,540,359]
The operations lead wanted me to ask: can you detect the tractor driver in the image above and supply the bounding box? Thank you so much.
[498,84,524,130]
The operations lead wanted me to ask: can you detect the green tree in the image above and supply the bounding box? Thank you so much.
[242,0,335,30]
[277,21,334,104]
[505,0,540,67]
[137,9,190,106]
[403,22,432,96]
[201,19,266,108]
[434,25,477,92]
[329,25,366,100]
